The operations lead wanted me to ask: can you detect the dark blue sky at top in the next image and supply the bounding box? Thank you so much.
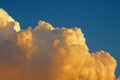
[0,0,120,76]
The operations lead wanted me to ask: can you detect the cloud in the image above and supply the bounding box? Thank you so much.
[117,77,120,80]
[0,8,118,80]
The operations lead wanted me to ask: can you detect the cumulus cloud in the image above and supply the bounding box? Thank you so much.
[0,8,118,80]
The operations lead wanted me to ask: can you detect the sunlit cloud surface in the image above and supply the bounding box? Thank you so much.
[0,8,119,80]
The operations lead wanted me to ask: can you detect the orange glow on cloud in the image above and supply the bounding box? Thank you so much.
[0,8,119,80]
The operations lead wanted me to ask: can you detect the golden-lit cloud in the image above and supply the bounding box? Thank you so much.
[0,8,119,80]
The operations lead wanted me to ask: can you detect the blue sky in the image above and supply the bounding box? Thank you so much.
[0,0,120,76]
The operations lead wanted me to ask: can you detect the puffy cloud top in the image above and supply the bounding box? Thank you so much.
[0,8,20,32]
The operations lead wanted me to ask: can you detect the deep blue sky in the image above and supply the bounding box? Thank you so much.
[0,0,120,76]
